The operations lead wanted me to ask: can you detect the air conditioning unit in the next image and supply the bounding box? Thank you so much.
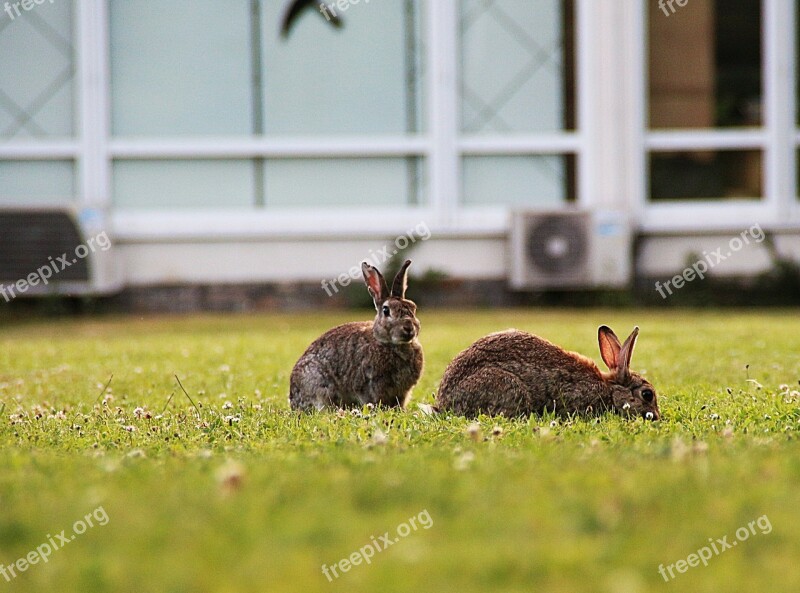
[0,207,122,300]
[509,210,632,289]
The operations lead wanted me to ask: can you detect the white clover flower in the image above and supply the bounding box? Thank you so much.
[216,460,245,493]
[454,451,475,471]
[370,429,388,446]
[466,422,481,441]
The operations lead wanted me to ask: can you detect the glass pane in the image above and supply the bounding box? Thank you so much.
[260,1,423,134]
[648,0,762,129]
[109,0,253,136]
[649,150,762,200]
[462,155,573,206]
[459,0,574,133]
[113,160,255,209]
[0,160,75,203]
[0,0,74,138]
[263,158,424,207]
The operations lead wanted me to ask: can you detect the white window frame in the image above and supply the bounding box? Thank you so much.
[2,0,797,241]
[0,0,588,239]
[638,0,799,232]
[109,0,588,241]
[0,0,83,202]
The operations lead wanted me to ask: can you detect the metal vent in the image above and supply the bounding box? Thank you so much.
[0,211,90,282]
[525,214,589,276]
[509,210,632,290]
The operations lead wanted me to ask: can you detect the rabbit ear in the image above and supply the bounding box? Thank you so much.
[391,260,412,298]
[616,327,639,380]
[598,325,622,371]
[362,262,388,310]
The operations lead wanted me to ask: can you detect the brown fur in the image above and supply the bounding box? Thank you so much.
[289,260,424,411]
[436,326,660,420]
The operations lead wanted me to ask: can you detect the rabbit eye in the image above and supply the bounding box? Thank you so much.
[382,305,390,316]
[641,388,655,402]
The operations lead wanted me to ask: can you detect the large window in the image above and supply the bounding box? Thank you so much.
[458,0,576,207]
[109,0,425,210]
[2,1,797,232]
[2,0,577,221]
[0,0,75,204]
[647,0,763,201]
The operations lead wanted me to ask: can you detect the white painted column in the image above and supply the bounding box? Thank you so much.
[426,0,460,229]
[76,0,111,210]
[578,0,646,218]
[764,0,797,222]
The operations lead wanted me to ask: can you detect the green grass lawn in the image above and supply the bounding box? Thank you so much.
[1,309,799,593]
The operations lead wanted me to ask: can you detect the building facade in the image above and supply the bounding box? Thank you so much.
[0,0,798,298]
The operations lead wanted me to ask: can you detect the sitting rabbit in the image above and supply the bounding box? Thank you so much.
[290,260,423,411]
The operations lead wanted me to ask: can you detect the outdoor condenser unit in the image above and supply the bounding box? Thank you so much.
[0,207,121,298]
[509,210,632,289]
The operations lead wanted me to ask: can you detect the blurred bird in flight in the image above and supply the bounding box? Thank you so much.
[280,0,344,38]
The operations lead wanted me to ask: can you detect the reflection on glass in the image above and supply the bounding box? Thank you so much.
[113,160,256,209]
[110,0,253,136]
[109,0,424,137]
[459,0,574,133]
[649,150,762,200]
[0,0,73,138]
[0,161,75,203]
[648,0,762,128]
[113,158,424,209]
[262,1,423,135]
[463,155,574,206]
[263,158,424,207]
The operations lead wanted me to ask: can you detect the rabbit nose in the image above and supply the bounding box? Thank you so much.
[402,321,415,335]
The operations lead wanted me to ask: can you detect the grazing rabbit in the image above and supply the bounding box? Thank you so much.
[436,325,660,420]
[289,260,423,411]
